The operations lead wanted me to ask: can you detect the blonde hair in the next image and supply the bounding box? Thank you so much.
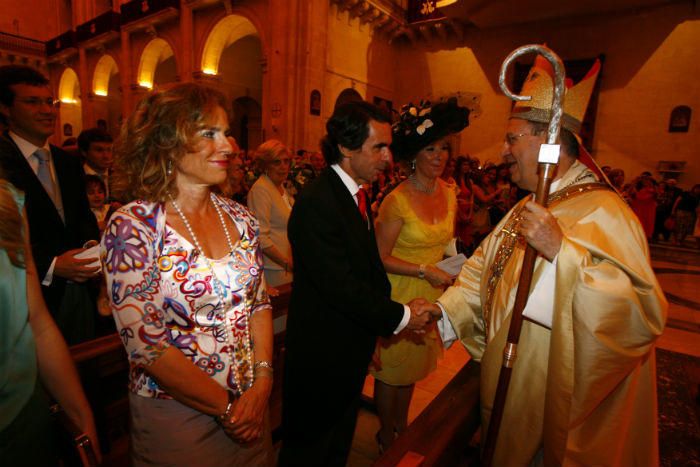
[254,139,289,173]
[0,179,25,268]
[111,82,228,202]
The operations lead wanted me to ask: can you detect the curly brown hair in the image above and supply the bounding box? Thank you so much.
[111,82,228,202]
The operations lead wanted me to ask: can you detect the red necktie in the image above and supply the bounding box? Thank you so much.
[356,187,368,222]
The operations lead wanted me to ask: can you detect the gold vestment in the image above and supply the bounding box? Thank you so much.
[439,161,667,466]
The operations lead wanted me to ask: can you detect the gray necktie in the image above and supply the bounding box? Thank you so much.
[33,148,64,221]
[33,148,56,200]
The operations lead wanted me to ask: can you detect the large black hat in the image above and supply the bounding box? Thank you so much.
[391,97,470,162]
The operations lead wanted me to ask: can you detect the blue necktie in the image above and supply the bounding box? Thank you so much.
[33,148,64,221]
[34,148,55,201]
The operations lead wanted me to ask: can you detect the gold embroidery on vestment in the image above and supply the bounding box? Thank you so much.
[482,175,609,339]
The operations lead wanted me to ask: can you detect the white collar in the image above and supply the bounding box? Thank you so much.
[549,177,562,194]
[331,163,361,197]
[83,163,107,177]
[83,164,98,176]
[9,131,51,161]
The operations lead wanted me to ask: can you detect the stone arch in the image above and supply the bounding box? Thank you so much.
[137,37,175,89]
[200,15,259,75]
[92,54,121,135]
[58,67,80,104]
[92,54,118,96]
[57,67,82,138]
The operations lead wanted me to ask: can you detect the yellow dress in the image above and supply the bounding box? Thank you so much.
[371,180,456,386]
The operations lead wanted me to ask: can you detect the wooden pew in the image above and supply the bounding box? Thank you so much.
[70,333,123,364]
[373,360,482,467]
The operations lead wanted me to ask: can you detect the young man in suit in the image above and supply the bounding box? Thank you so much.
[278,101,430,466]
[0,65,100,344]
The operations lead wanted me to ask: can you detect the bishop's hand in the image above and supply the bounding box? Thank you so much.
[519,200,563,261]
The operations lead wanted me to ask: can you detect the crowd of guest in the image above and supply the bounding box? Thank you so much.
[0,62,695,466]
[601,165,700,248]
[229,153,700,253]
[75,117,663,281]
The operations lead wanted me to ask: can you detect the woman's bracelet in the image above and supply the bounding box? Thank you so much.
[254,360,273,376]
[217,390,236,426]
[418,263,426,279]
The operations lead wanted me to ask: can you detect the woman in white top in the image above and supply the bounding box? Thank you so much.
[247,140,294,287]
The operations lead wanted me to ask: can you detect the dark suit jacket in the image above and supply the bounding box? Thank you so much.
[282,167,404,438]
[0,133,99,313]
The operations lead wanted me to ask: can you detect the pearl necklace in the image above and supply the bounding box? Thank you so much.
[409,173,437,194]
[168,192,253,395]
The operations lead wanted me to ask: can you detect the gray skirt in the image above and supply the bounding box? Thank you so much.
[129,393,273,467]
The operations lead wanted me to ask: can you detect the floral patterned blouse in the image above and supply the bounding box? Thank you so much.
[101,196,270,398]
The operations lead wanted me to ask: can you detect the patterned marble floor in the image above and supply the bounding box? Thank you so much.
[347,242,700,466]
[652,243,700,357]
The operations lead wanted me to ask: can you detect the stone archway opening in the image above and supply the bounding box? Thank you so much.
[92,54,121,136]
[58,67,82,142]
[200,15,258,76]
[93,54,118,97]
[201,14,263,152]
[137,38,176,89]
[232,96,262,153]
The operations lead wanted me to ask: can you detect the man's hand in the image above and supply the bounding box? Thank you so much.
[408,300,442,323]
[419,301,443,322]
[520,200,563,261]
[54,248,101,282]
[406,298,431,331]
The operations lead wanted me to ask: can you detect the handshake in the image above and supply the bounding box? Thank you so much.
[405,298,442,332]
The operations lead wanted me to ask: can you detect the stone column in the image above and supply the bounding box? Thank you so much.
[72,0,84,29]
[119,30,133,117]
[78,46,93,128]
[298,0,329,151]
[179,0,194,82]
[266,0,300,147]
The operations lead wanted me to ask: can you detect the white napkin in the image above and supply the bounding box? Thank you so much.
[74,245,101,269]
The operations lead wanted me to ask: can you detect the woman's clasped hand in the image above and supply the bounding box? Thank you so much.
[219,375,272,443]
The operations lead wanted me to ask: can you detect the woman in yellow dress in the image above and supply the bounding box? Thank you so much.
[371,99,469,451]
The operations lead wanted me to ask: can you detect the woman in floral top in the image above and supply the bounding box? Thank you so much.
[102,83,273,466]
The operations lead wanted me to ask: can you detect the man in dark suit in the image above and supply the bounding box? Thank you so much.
[0,65,100,344]
[278,101,430,466]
